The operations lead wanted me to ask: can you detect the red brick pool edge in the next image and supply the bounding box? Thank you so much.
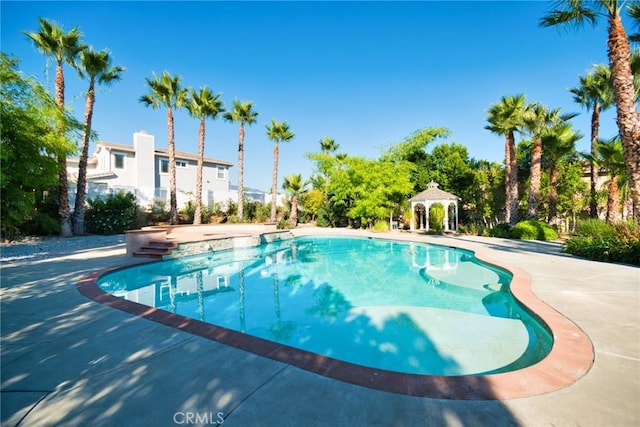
[76,245,594,400]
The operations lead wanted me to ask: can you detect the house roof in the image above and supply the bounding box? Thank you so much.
[96,141,233,167]
[410,181,459,202]
[155,148,233,167]
[98,141,136,153]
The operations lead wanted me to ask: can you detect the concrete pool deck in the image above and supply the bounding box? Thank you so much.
[1,226,638,426]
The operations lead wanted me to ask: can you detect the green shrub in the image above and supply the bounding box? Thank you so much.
[563,220,640,265]
[85,190,138,235]
[429,203,445,233]
[511,220,558,241]
[373,220,389,232]
[276,218,292,229]
[148,199,170,224]
[575,218,615,238]
[488,223,511,238]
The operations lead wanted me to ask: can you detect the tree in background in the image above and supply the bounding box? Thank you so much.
[186,86,224,224]
[23,18,84,237]
[140,71,188,224]
[542,0,640,220]
[569,64,615,218]
[266,119,295,222]
[594,137,627,222]
[223,99,258,222]
[73,47,125,234]
[1,54,77,239]
[485,94,530,225]
[282,173,307,225]
[522,104,576,219]
[541,122,584,226]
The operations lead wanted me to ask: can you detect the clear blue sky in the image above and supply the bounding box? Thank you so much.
[1,1,622,192]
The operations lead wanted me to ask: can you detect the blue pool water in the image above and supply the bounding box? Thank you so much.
[98,236,553,376]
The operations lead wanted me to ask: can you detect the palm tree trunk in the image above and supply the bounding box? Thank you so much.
[527,137,542,219]
[589,104,601,218]
[237,124,245,221]
[548,161,559,225]
[505,130,519,225]
[55,62,72,237]
[607,13,640,220]
[194,119,205,225]
[270,142,279,223]
[606,176,619,223]
[291,195,298,225]
[167,108,178,225]
[73,82,95,235]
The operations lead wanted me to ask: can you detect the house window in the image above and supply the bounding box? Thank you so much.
[217,166,226,180]
[176,161,187,168]
[114,153,124,169]
[160,159,169,174]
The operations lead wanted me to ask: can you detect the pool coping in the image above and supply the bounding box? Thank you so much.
[75,230,594,400]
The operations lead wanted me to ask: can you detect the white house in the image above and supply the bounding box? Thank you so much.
[67,131,235,210]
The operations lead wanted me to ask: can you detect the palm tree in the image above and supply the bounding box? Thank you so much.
[223,100,258,222]
[266,119,295,223]
[595,137,626,222]
[485,94,529,225]
[283,173,307,225]
[24,18,84,237]
[319,136,339,153]
[569,64,615,218]
[542,123,583,225]
[541,0,640,220]
[186,87,224,225]
[523,104,575,219]
[629,3,640,43]
[73,48,125,235]
[140,71,188,224]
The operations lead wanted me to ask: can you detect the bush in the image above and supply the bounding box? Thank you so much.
[511,220,558,241]
[488,223,511,238]
[429,203,445,233]
[373,220,389,232]
[563,220,639,265]
[148,199,170,224]
[85,190,138,235]
[276,218,292,229]
[575,218,615,238]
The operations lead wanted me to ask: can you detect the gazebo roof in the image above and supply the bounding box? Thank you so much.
[410,181,459,202]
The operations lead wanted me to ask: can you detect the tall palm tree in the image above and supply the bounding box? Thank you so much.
[594,137,626,222]
[283,173,307,225]
[266,119,295,223]
[140,71,188,225]
[542,123,583,225]
[523,104,575,219]
[24,18,84,237]
[73,48,125,235]
[223,99,258,222]
[319,136,339,153]
[186,87,224,225]
[569,64,615,218]
[629,2,640,42]
[485,94,529,225]
[541,0,640,220]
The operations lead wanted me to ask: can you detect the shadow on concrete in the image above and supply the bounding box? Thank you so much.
[1,236,526,426]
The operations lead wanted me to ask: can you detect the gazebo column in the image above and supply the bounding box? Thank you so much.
[444,204,450,231]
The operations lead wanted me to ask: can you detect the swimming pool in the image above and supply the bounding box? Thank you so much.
[98,236,552,376]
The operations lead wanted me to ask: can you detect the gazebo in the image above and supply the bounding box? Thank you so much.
[410,181,459,232]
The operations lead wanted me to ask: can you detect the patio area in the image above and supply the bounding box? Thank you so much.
[1,226,638,426]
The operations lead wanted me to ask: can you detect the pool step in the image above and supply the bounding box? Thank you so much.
[133,239,179,259]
